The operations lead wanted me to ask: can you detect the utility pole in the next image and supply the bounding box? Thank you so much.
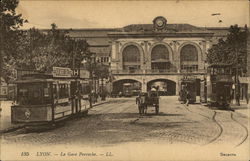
[236,49,240,106]
[0,13,4,89]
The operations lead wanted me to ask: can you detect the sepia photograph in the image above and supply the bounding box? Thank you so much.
[0,0,249,160]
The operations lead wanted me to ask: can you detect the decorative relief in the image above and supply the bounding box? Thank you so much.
[173,41,180,46]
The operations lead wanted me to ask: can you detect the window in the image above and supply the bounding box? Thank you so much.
[151,44,169,61]
[181,65,198,72]
[122,45,140,62]
[122,45,141,70]
[180,45,198,61]
[180,44,199,72]
[17,83,52,105]
[58,84,69,99]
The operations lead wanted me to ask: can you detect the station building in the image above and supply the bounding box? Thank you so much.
[108,16,214,95]
[67,16,231,96]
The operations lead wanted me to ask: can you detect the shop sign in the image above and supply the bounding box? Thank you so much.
[52,67,73,78]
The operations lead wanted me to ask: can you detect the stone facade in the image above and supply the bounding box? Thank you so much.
[108,17,214,95]
[57,18,234,96]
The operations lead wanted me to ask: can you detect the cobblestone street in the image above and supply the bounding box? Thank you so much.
[2,96,249,148]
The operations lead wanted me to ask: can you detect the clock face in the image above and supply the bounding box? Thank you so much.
[153,16,167,30]
[156,19,164,27]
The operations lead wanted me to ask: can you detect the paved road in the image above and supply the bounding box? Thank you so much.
[1,96,249,148]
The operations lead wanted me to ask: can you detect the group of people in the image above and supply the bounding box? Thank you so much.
[179,89,191,106]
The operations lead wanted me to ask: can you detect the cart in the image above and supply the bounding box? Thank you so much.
[136,91,159,115]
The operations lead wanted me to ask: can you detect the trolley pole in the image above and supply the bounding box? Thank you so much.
[0,14,3,89]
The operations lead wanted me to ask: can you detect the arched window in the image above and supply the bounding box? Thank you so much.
[180,44,198,61]
[151,44,170,71]
[122,45,140,70]
[151,44,169,61]
[180,44,199,72]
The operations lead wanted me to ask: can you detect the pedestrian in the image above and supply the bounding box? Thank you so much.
[186,91,190,106]
[236,92,240,106]
[179,89,184,104]
[118,91,122,97]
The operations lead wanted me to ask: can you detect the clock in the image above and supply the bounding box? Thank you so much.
[156,19,164,27]
[153,16,167,30]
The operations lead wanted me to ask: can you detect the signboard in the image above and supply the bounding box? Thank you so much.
[52,67,73,78]
[181,75,197,81]
[211,75,233,82]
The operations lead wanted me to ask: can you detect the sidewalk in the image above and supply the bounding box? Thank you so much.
[0,98,111,134]
[230,101,250,117]
[0,101,24,134]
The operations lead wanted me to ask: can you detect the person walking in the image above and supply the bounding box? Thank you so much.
[186,91,190,106]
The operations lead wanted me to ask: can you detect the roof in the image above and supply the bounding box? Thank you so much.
[122,23,211,33]
[67,29,118,46]
[208,63,233,67]
[89,46,111,56]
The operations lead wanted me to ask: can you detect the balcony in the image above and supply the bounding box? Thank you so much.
[180,69,206,74]
[111,68,206,75]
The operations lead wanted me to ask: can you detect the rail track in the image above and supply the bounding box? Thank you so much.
[183,104,248,147]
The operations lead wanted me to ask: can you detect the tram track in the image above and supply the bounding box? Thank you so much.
[205,111,223,145]
[230,112,249,147]
[182,104,248,147]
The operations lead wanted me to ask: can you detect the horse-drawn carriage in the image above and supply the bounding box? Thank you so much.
[136,91,159,115]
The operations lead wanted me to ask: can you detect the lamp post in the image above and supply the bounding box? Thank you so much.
[0,14,4,87]
[82,53,96,107]
[235,49,240,106]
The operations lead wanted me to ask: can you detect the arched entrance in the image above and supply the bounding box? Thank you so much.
[147,79,176,96]
[113,79,142,96]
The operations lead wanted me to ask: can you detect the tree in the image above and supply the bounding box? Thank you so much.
[29,23,89,72]
[0,0,27,83]
[94,63,109,80]
[207,25,248,74]
[3,23,90,82]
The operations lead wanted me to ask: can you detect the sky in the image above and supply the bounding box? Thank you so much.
[17,0,249,29]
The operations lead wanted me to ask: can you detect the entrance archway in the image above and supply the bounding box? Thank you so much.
[113,79,142,96]
[147,79,176,95]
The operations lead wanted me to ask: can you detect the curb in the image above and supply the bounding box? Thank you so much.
[0,125,25,134]
[92,100,109,107]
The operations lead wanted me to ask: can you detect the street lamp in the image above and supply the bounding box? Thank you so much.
[82,53,96,107]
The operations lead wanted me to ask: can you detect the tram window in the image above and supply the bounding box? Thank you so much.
[53,84,57,99]
[18,84,43,105]
[58,84,69,99]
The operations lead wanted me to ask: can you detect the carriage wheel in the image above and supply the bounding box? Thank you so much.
[144,105,147,115]
[138,105,142,115]
[155,105,159,114]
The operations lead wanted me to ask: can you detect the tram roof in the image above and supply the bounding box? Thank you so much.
[207,63,233,68]
[14,73,79,83]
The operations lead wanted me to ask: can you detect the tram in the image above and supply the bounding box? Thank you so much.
[11,67,91,125]
[151,81,168,96]
[206,64,233,107]
[179,77,197,103]
[123,83,133,97]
